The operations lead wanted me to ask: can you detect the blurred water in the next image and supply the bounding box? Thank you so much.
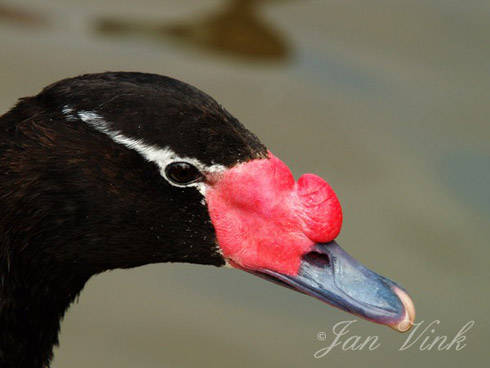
[0,1,489,367]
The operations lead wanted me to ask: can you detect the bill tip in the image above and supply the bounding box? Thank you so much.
[390,286,416,333]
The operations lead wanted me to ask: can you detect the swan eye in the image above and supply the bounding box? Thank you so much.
[165,162,203,185]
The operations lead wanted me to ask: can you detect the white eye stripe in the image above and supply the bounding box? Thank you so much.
[73,108,226,195]
[62,105,77,121]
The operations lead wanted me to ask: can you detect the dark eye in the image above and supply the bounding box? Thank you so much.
[165,162,203,185]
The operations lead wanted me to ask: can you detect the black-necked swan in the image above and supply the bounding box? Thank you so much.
[0,72,415,368]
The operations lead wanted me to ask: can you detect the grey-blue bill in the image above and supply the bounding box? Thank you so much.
[252,241,415,332]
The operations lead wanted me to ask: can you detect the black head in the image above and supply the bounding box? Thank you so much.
[0,72,267,276]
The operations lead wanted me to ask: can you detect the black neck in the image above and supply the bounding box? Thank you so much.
[0,259,90,368]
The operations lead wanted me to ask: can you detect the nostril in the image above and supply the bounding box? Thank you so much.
[303,251,330,268]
